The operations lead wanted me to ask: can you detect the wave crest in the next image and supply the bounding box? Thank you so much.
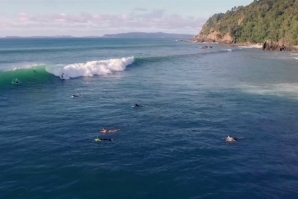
[46,56,134,79]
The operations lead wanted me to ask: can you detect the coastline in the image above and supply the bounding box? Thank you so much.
[187,40,263,49]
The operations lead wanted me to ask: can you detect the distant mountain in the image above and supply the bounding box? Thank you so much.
[102,32,193,39]
[5,35,74,38]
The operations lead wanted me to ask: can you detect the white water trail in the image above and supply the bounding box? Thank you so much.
[239,83,298,99]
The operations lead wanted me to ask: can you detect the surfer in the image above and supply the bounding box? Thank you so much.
[133,103,142,108]
[12,78,19,84]
[226,135,242,142]
[60,73,65,79]
[100,128,120,133]
[95,136,113,142]
[71,94,82,98]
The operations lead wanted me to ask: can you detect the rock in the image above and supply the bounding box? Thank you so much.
[262,39,298,51]
[201,46,213,49]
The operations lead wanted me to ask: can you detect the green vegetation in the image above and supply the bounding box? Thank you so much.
[200,0,298,45]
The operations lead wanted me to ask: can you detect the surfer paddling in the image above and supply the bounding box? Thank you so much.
[132,103,142,108]
[100,128,120,133]
[226,135,243,142]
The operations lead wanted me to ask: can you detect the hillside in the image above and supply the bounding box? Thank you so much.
[102,32,193,39]
[193,0,298,50]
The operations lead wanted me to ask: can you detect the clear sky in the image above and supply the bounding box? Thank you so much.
[0,0,253,37]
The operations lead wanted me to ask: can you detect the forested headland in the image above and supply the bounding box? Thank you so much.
[193,0,298,50]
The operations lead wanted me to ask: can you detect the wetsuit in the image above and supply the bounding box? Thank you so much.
[97,137,112,141]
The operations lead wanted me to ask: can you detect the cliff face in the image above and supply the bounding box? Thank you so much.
[193,30,234,44]
[192,13,234,44]
[193,0,298,50]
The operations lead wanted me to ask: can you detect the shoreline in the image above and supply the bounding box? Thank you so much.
[188,39,298,51]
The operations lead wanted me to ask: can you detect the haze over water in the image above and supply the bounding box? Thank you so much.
[1,38,298,199]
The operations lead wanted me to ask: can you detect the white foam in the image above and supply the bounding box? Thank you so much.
[225,49,232,52]
[239,83,298,99]
[289,52,298,60]
[46,57,134,79]
[238,44,262,49]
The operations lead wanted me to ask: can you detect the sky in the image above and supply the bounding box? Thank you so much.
[0,0,253,37]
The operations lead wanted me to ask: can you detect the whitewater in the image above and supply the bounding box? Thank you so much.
[46,56,134,79]
[1,38,298,199]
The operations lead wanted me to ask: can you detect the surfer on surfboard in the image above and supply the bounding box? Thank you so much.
[12,78,19,84]
[71,94,82,98]
[95,137,113,142]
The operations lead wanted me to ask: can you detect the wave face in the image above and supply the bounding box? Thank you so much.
[0,65,50,86]
[0,57,134,87]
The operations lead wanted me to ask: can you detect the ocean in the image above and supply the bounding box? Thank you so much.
[0,38,298,199]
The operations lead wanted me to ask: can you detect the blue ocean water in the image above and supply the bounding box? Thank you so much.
[1,38,298,199]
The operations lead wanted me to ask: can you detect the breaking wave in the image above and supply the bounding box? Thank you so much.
[0,57,134,87]
[0,48,236,88]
